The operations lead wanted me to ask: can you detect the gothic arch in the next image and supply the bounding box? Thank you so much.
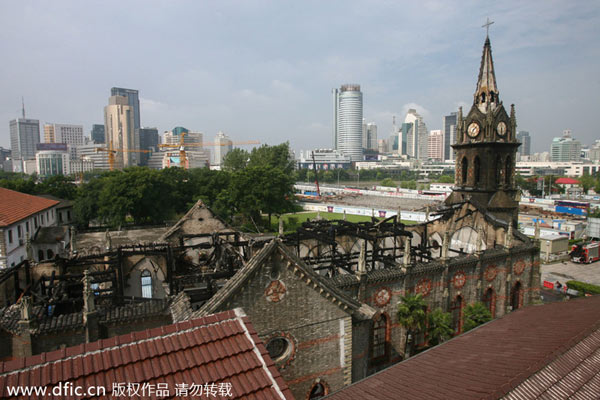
[505,155,512,186]
[511,281,523,311]
[450,226,486,254]
[461,156,468,185]
[451,295,464,334]
[483,287,496,318]
[474,156,481,186]
[428,232,443,258]
[371,312,390,362]
[495,155,502,187]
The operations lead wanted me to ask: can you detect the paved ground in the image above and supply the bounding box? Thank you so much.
[541,259,600,286]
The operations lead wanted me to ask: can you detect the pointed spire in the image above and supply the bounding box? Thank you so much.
[21,97,25,119]
[474,35,499,113]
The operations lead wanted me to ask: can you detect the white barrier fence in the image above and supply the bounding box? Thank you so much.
[298,202,438,223]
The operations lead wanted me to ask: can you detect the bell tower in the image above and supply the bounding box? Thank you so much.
[445,31,521,224]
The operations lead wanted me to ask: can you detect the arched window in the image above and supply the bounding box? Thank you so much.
[495,156,502,187]
[451,295,464,335]
[371,313,388,361]
[141,270,152,298]
[46,249,54,259]
[474,156,481,186]
[511,281,522,311]
[490,92,495,102]
[480,93,486,103]
[483,288,496,318]
[505,156,512,186]
[461,157,468,185]
[38,250,44,261]
[308,381,329,399]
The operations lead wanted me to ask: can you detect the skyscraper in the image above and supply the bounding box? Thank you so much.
[333,84,363,161]
[551,132,581,162]
[428,130,444,161]
[43,124,83,146]
[404,109,427,159]
[139,127,159,166]
[91,124,105,144]
[104,95,138,168]
[516,131,531,158]
[111,87,140,131]
[443,112,457,161]
[214,131,233,166]
[362,121,378,151]
[10,118,40,161]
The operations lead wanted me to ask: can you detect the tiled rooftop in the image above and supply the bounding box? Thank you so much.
[327,296,600,400]
[0,187,59,227]
[0,308,294,399]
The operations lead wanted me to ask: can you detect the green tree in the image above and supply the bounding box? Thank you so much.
[98,168,173,227]
[426,309,454,346]
[463,302,492,332]
[248,142,295,174]
[222,148,249,171]
[579,175,596,194]
[397,293,427,357]
[380,178,396,187]
[436,175,454,184]
[36,175,77,200]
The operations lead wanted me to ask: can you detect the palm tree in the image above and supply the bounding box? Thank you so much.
[463,302,492,332]
[427,308,454,346]
[397,293,427,358]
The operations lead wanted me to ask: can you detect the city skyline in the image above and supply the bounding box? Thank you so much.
[0,1,599,155]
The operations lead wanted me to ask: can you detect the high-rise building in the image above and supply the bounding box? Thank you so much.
[516,131,531,159]
[111,87,140,131]
[428,130,444,161]
[399,122,412,156]
[104,95,139,168]
[10,118,40,162]
[213,131,233,166]
[362,121,378,151]
[404,109,427,160]
[551,132,581,162]
[443,112,457,161]
[164,127,203,145]
[333,84,363,161]
[43,124,83,146]
[91,124,105,144]
[139,127,159,166]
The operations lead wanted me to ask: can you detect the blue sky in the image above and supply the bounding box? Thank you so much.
[0,0,598,154]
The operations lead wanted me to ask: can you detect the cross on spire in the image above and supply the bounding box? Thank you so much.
[482,17,494,37]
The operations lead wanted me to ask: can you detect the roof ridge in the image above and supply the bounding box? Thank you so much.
[0,310,239,377]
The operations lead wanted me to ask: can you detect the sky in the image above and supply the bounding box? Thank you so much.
[0,0,599,155]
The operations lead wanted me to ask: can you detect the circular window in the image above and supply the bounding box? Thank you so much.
[266,337,291,362]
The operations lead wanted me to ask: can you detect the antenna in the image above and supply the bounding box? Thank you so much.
[21,97,25,119]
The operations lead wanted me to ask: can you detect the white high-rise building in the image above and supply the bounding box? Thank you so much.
[404,109,427,159]
[10,118,40,162]
[104,95,139,168]
[362,121,378,151]
[333,84,363,161]
[427,130,444,161]
[213,131,233,166]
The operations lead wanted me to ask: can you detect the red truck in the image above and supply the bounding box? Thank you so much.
[571,242,600,264]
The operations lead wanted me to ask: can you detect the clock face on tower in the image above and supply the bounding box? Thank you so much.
[467,122,480,138]
[496,121,507,136]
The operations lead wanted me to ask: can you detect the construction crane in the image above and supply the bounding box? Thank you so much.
[96,144,151,171]
[158,132,260,169]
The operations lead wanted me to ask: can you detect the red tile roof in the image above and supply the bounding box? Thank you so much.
[0,308,294,399]
[327,296,600,400]
[555,177,580,185]
[0,188,59,227]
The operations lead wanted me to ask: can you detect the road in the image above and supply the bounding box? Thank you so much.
[541,259,600,287]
